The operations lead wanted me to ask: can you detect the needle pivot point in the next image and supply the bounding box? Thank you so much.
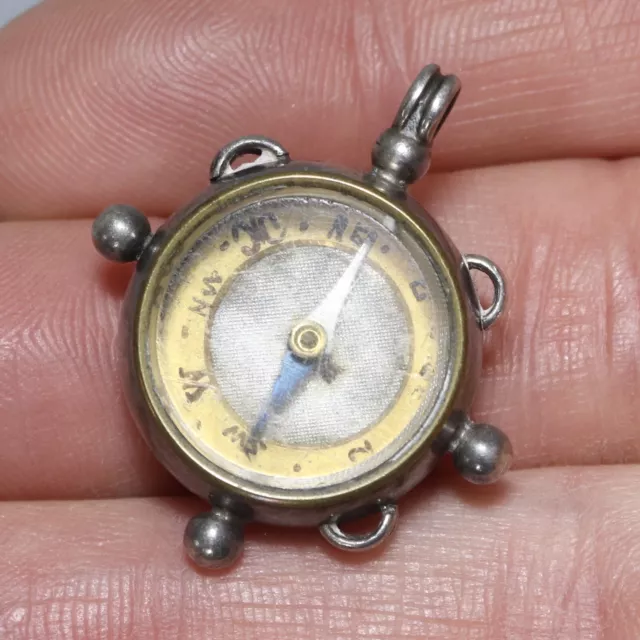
[288,321,327,360]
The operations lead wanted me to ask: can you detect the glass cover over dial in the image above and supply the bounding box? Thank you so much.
[140,186,460,499]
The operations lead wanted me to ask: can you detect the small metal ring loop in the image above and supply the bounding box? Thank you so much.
[392,64,461,145]
[393,64,440,130]
[418,74,461,144]
[319,502,398,552]
[210,136,289,182]
[463,254,506,330]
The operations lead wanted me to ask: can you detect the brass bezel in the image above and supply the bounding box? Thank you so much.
[123,164,476,524]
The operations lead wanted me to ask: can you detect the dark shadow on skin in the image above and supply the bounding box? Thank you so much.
[430,455,514,508]
[96,260,134,299]
[480,309,511,372]
[448,470,514,508]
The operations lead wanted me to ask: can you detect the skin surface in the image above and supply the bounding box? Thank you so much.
[0,0,639,637]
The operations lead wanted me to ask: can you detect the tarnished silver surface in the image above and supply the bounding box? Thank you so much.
[367,64,461,196]
[450,417,513,484]
[184,508,245,569]
[92,204,151,263]
[319,502,398,551]
[210,136,290,182]
[463,254,506,330]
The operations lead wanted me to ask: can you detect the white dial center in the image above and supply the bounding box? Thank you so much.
[209,244,411,447]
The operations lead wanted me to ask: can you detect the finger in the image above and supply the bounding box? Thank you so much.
[2,0,640,220]
[0,217,179,499]
[1,157,639,499]
[1,467,639,639]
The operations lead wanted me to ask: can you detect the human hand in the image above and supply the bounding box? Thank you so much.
[1,1,639,638]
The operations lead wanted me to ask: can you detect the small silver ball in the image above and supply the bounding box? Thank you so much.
[453,423,513,485]
[184,510,244,570]
[92,204,151,262]
[371,129,429,184]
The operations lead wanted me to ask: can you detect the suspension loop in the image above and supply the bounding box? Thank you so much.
[463,254,506,330]
[319,502,398,552]
[368,65,461,194]
[393,64,461,146]
[210,136,289,182]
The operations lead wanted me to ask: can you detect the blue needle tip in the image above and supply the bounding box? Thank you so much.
[251,351,314,440]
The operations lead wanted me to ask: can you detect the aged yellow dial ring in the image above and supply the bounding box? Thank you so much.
[135,174,466,501]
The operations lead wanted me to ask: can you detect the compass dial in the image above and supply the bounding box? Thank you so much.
[136,180,464,501]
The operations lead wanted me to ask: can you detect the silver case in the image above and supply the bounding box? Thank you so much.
[120,161,483,526]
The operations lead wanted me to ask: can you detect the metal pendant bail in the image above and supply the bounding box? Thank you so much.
[367,64,461,196]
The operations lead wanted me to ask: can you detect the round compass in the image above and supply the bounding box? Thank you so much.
[92,64,512,570]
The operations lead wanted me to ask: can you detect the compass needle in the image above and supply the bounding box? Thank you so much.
[304,236,374,350]
[249,351,314,443]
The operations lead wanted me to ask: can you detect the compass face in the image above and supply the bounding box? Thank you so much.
[134,174,466,503]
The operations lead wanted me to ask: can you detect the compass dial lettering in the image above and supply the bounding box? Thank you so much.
[144,192,454,493]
